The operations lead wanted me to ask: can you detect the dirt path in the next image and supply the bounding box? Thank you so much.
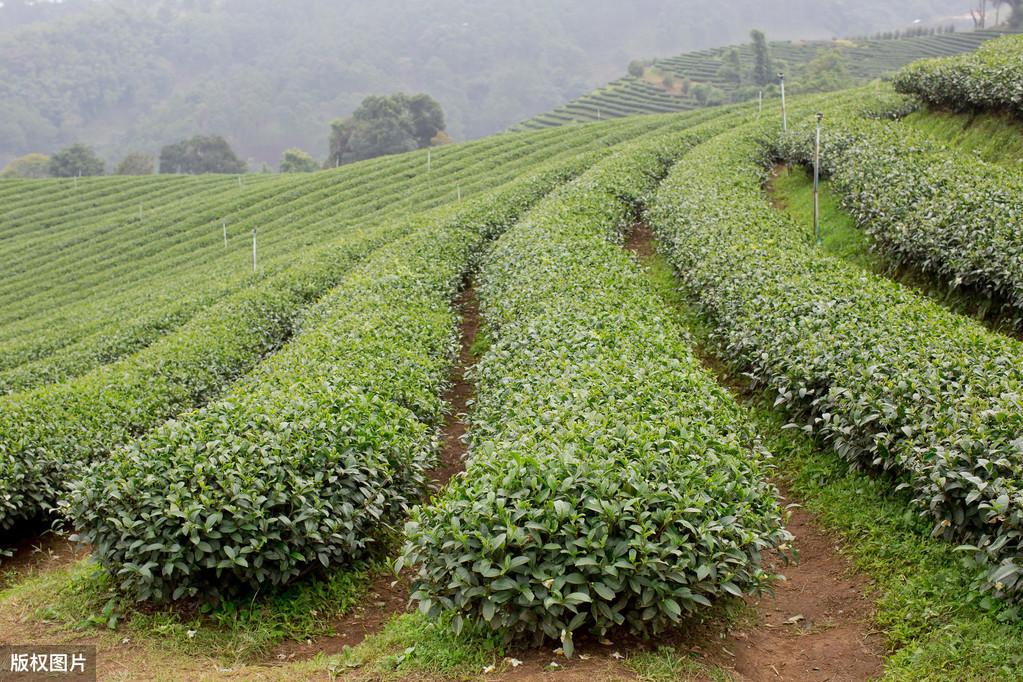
[273,283,481,663]
[625,222,884,682]
[0,527,85,591]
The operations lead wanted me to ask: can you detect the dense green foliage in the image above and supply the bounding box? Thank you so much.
[895,34,1023,116]
[278,148,319,174]
[401,127,788,652]
[647,96,1023,601]
[327,93,445,166]
[115,152,155,176]
[774,107,1023,317]
[0,114,672,398]
[49,143,104,177]
[68,161,589,602]
[0,0,972,166]
[515,30,1008,131]
[1,153,50,178]
[0,108,688,545]
[159,135,246,175]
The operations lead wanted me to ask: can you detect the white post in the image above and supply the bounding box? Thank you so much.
[427,149,432,172]
[779,73,787,132]
[252,229,257,272]
[457,185,462,202]
[238,175,242,187]
[223,219,228,248]
[758,90,763,116]
[814,112,823,245]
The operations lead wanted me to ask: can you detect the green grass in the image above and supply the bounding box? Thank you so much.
[0,556,377,664]
[768,165,881,270]
[902,109,1023,168]
[633,223,1023,681]
[625,645,732,682]
[330,613,506,680]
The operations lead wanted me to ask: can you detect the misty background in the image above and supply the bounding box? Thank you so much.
[0,0,972,167]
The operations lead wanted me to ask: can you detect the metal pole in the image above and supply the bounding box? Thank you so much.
[427,149,432,172]
[814,112,823,246]
[223,219,228,248]
[779,73,787,132]
[457,185,462,202]
[252,229,257,272]
[758,90,763,117]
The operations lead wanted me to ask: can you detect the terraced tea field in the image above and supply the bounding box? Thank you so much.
[3,35,1023,682]
[513,29,1011,131]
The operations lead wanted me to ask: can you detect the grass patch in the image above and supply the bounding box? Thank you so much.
[329,613,505,680]
[633,225,1023,681]
[902,109,1023,168]
[625,645,731,682]
[768,165,881,271]
[0,556,377,664]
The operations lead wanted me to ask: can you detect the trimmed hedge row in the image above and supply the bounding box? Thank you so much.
[400,129,789,654]
[774,112,1023,314]
[648,120,1023,599]
[894,34,1023,116]
[0,222,413,532]
[66,159,594,603]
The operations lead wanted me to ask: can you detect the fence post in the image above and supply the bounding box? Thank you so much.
[814,112,823,246]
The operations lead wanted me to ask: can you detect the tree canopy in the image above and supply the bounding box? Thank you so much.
[279,148,319,173]
[1,153,50,178]
[328,93,446,166]
[159,135,246,175]
[116,152,155,175]
[49,144,104,177]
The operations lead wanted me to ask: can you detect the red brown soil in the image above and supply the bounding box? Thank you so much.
[702,489,884,681]
[272,284,481,663]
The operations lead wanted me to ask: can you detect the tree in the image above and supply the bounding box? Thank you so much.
[326,92,447,165]
[49,143,104,177]
[751,29,772,86]
[404,93,445,148]
[325,119,355,168]
[115,152,155,175]
[717,48,743,84]
[279,147,319,173]
[159,135,246,174]
[1,153,50,178]
[627,59,645,78]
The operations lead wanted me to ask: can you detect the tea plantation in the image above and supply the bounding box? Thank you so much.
[2,33,1023,682]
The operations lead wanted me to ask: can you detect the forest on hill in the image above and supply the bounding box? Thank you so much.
[0,0,970,167]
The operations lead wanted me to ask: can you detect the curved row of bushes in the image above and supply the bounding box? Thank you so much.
[0,113,655,387]
[648,120,1023,599]
[401,128,789,654]
[66,158,595,603]
[0,222,413,532]
[894,34,1023,115]
[0,113,686,534]
[774,111,1023,314]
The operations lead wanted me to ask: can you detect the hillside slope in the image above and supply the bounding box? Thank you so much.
[0,0,970,166]
[514,29,1011,129]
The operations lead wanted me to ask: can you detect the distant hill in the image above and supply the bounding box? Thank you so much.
[512,29,1013,130]
[0,0,971,167]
